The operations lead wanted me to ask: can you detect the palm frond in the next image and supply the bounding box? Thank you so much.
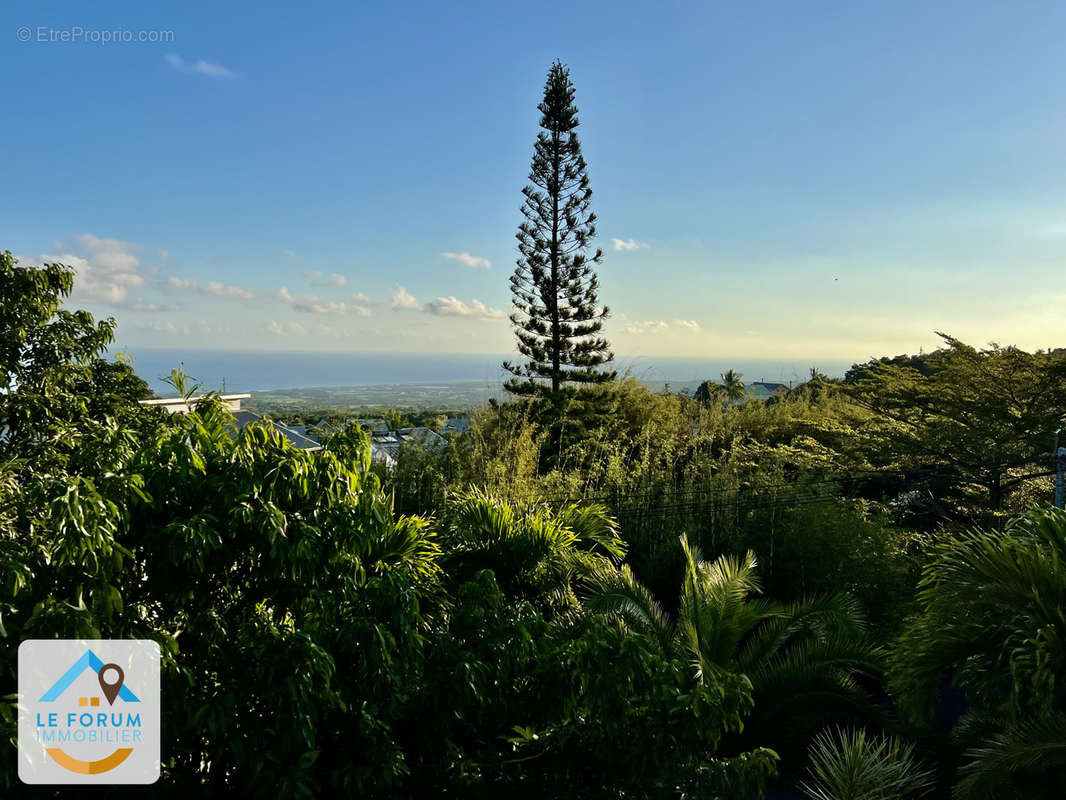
[439,491,615,613]
[954,713,1066,800]
[891,509,1066,724]
[553,502,626,562]
[580,562,672,651]
[738,594,865,673]
[750,635,884,726]
[698,547,762,602]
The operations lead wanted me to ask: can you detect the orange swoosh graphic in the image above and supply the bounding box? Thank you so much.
[46,747,134,774]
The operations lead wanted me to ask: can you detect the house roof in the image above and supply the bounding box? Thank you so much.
[397,427,447,449]
[443,417,471,434]
[356,418,391,435]
[140,393,320,450]
[232,410,322,451]
[747,382,789,399]
[369,441,397,467]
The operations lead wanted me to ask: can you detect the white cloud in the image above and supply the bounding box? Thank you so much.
[391,285,504,320]
[129,317,230,338]
[312,323,357,340]
[278,286,372,316]
[129,300,181,312]
[278,286,344,314]
[40,234,151,306]
[611,238,646,252]
[205,281,254,299]
[624,320,670,335]
[267,320,307,336]
[140,320,190,335]
[442,251,492,270]
[425,296,506,320]
[72,234,141,272]
[305,270,347,288]
[621,319,701,334]
[166,53,235,78]
[350,293,373,316]
[391,286,422,310]
[168,276,254,300]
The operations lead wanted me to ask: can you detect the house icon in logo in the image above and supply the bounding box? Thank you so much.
[40,650,141,703]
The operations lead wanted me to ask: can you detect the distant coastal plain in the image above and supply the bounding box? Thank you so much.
[124,348,854,411]
[242,382,505,414]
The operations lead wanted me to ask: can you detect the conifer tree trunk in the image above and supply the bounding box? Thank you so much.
[550,127,561,395]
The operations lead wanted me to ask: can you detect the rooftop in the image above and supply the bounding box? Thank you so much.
[139,393,320,451]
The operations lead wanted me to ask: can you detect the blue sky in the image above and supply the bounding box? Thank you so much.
[4,0,1066,360]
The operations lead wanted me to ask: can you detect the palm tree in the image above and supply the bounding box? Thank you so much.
[582,535,882,754]
[721,369,746,403]
[438,489,626,615]
[890,507,1066,798]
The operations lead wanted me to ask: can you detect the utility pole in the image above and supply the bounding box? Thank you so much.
[1055,429,1066,509]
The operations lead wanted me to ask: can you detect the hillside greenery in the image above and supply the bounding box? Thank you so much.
[4,251,1066,797]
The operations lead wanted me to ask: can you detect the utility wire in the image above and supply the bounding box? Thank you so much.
[512,467,938,507]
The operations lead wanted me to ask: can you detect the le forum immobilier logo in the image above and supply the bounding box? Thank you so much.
[18,640,160,784]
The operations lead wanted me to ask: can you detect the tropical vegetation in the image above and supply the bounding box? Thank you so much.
[5,247,1066,797]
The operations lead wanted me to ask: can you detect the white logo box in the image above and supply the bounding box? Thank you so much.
[18,639,160,784]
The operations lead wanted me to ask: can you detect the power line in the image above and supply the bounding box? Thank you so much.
[509,467,938,508]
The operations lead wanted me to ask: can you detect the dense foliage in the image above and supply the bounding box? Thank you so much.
[891,508,1066,798]
[4,252,1066,798]
[2,256,778,798]
[583,535,884,765]
[846,334,1066,513]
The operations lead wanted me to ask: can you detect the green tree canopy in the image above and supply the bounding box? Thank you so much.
[0,250,152,471]
[847,333,1066,510]
[694,379,724,406]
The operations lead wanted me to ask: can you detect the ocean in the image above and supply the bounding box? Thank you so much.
[121,348,855,395]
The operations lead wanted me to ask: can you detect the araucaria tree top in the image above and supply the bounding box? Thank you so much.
[504,61,615,399]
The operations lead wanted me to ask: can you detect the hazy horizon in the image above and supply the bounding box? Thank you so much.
[123,347,859,394]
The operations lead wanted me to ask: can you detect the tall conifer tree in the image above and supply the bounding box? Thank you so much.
[504,61,615,435]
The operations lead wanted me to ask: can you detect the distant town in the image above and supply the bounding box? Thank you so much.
[142,391,472,468]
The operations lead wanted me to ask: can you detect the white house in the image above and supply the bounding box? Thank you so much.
[139,393,321,451]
